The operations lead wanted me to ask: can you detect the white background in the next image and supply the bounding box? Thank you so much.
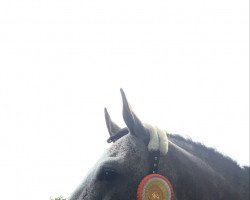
[0,0,248,199]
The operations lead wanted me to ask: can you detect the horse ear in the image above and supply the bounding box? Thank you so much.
[104,107,129,143]
[104,107,122,136]
[120,88,148,142]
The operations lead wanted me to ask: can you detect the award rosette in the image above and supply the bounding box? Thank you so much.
[137,174,174,200]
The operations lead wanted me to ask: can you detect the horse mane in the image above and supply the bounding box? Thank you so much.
[169,134,249,199]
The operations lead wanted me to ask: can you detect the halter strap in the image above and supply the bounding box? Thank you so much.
[149,150,160,174]
[107,128,129,143]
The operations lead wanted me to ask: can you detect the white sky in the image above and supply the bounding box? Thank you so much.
[0,0,248,199]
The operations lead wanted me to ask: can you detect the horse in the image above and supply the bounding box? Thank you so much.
[69,89,249,200]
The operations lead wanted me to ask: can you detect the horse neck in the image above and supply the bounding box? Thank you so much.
[159,141,241,200]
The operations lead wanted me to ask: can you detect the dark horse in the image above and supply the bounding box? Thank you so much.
[69,89,249,200]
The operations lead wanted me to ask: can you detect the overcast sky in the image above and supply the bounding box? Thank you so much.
[0,0,249,199]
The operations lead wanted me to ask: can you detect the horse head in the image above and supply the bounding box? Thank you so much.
[69,89,248,200]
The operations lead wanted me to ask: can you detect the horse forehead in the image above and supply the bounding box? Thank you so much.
[107,135,147,159]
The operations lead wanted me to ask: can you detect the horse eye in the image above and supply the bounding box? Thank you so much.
[98,167,117,181]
